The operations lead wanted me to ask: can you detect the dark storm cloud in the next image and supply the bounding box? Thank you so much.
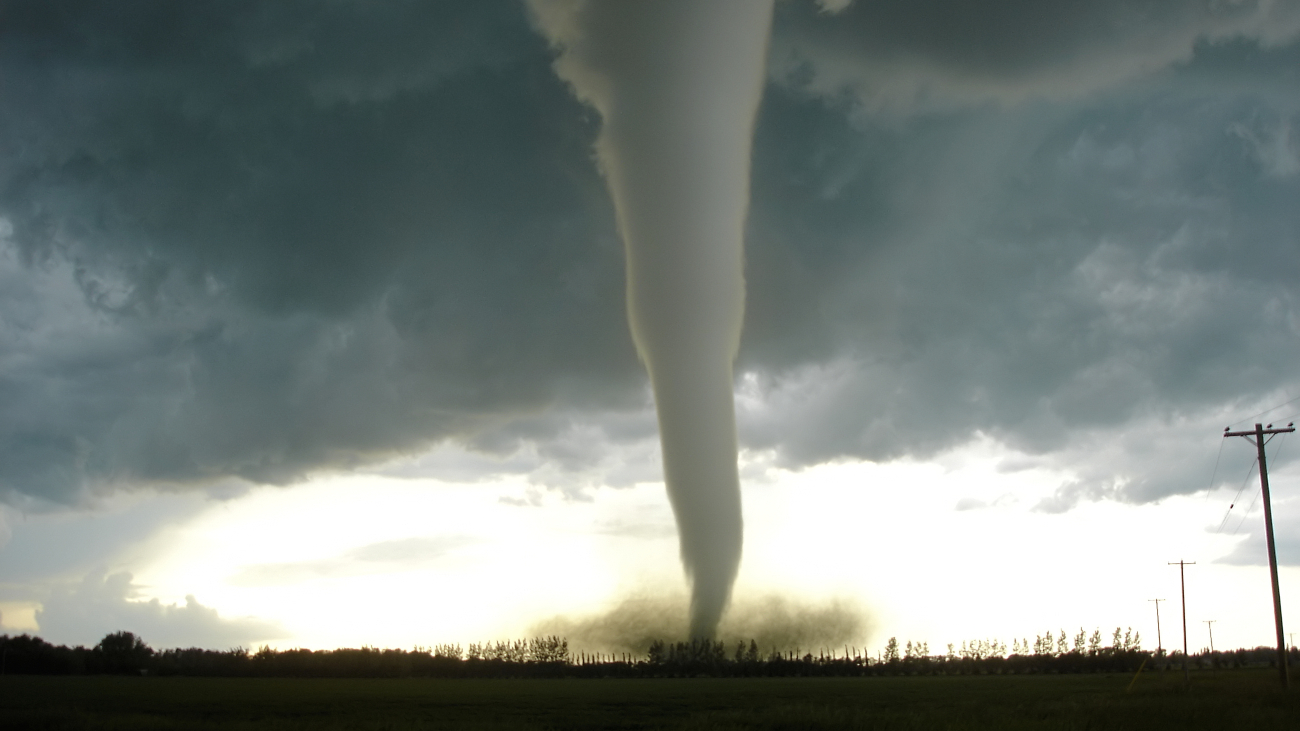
[1,1,1297,511]
[736,1,1300,508]
[0,0,642,505]
[769,0,1300,113]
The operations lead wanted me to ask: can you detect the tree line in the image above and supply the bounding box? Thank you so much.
[2,630,1295,679]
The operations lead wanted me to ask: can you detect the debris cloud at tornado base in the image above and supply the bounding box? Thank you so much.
[531,592,872,657]
[527,0,775,638]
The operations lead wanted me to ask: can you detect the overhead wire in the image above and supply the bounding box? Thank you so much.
[1211,395,1294,533]
[1231,487,1261,535]
[1203,438,1226,502]
[1273,409,1300,428]
[1222,431,1289,537]
[1206,396,1296,538]
[1272,429,1290,460]
[1227,393,1300,429]
[1216,457,1258,533]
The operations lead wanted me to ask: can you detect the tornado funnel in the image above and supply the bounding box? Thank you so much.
[529,0,774,638]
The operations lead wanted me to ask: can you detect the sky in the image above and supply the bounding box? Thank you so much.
[1,0,1299,656]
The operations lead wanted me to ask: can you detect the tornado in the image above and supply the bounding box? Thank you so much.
[528,0,774,638]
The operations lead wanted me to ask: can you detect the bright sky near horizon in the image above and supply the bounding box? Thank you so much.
[1,0,1299,657]
[4,428,1297,656]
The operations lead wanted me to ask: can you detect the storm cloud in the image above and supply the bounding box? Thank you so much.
[1,0,1297,512]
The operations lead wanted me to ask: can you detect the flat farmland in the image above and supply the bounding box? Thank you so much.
[2,670,1296,730]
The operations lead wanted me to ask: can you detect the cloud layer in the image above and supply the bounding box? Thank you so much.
[0,1,1296,513]
[228,535,476,587]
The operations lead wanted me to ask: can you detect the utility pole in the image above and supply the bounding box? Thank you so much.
[1149,599,1165,655]
[1224,422,1294,688]
[1205,620,1217,674]
[1169,560,1195,688]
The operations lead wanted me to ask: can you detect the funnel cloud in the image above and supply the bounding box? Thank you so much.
[529,0,775,637]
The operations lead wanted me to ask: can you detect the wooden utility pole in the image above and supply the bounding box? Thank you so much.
[1224,422,1294,688]
[1169,560,1195,687]
[1205,620,1217,674]
[1149,598,1165,655]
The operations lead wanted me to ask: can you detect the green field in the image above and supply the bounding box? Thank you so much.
[2,670,1296,730]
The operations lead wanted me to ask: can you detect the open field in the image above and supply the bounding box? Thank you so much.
[2,669,1296,730]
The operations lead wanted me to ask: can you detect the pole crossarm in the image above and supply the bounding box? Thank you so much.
[1222,422,1292,688]
[1223,426,1294,438]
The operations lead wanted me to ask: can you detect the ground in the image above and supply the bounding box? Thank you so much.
[2,670,1296,730]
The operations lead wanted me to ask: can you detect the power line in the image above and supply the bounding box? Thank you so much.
[1270,430,1291,464]
[1202,438,1226,503]
[1231,487,1262,536]
[1229,394,1300,429]
[1227,432,1290,536]
[1217,431,1290,535]
[1216,457,1259,534]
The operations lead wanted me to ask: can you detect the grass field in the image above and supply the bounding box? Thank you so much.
[2,669,1296,730]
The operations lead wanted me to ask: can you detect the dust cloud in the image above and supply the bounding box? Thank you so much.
[531,591,873,656]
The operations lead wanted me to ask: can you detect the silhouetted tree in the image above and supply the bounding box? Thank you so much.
[526,636,568,663]
[433,643,463,661]
[0,629,1168,679]
[94,631,152,674]
[646,640,670,667]
[884,637,899,663]
[0,634,86,674]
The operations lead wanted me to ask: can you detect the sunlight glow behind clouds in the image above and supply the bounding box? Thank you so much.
[84,440,1293,654]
